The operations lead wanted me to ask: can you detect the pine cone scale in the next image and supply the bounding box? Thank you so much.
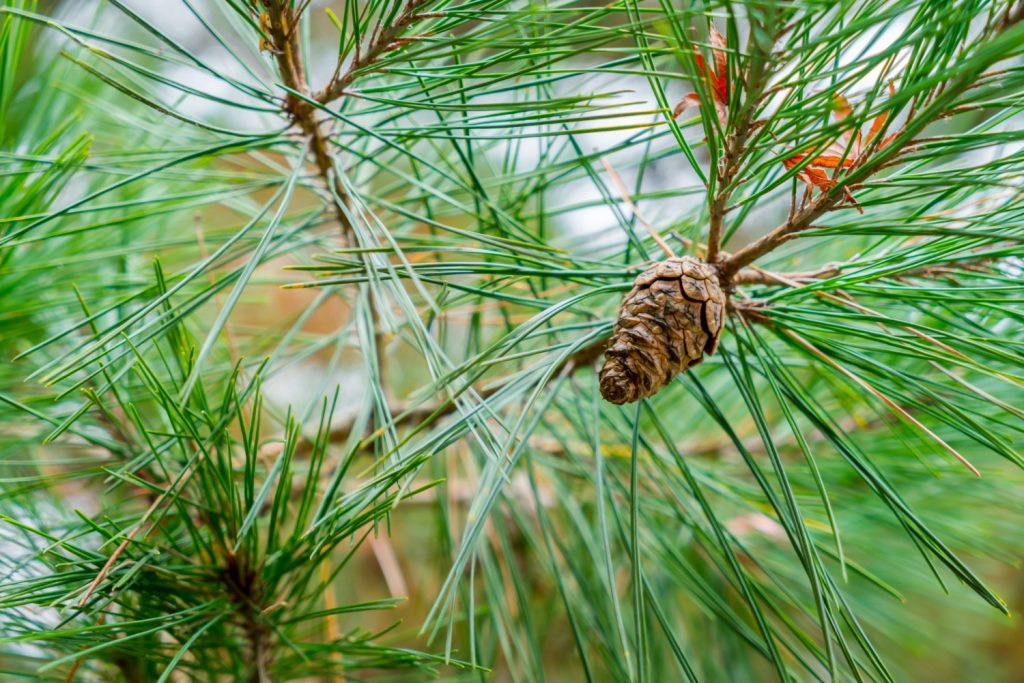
[599,256,726,404]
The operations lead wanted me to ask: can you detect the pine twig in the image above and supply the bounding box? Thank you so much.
[314,0,440,106]
[222,551,273,683]
[731,250,1004,286]
[262,2,351,236]
[300,245,1004,456]
[718,9,1024,281]
[262,2,398,438]
[707,11,783,263]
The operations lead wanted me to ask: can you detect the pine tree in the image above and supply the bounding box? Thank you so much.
[2,0,1024,680]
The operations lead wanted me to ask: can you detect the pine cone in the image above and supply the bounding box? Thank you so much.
[599,256,726,404]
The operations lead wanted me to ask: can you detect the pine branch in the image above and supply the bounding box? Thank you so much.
[262,2,351,235]
[222,551,273,683]
[707,12,784,263]
[261,1,398,433]
[731,263,842,285]
[261,0,444,240]
[731,249,1005,285]
[719,9,1024,280]
[298,238,1008,455]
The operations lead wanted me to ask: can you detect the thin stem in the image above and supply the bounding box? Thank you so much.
[222,551,272,683]
[732,251,1002,286]
[314,0,440,105]
[732,263,842,285]
[602,157,674,258]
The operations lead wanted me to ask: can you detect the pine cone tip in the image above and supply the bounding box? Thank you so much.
[598,355,642,405]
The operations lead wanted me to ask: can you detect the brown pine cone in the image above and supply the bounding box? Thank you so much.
[599,256,726,404]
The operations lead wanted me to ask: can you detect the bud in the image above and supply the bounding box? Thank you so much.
[599,256,725,404]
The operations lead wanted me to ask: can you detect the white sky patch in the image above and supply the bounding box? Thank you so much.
[262,358,366,431]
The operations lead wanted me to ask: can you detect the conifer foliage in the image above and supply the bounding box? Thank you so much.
[2,0,1024,681]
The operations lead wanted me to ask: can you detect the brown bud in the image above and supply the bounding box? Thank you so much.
[599,256,725,404]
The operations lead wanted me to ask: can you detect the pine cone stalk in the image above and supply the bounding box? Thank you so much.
[599,256,726,404]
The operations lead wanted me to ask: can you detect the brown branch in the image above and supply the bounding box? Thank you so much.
[707,14,780,263]
[262,3,402,432]
[77,503,155,607]
[78,458,202,607]
[718,10,1024,281]
[720,182,867,282]
[998,1,1024,31]
[731,250,1005,286]
[732,262,842,285]
[263,3,351,235]
[221,551,273,683]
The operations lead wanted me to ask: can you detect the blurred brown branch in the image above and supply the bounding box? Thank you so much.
[299,335,608,456]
